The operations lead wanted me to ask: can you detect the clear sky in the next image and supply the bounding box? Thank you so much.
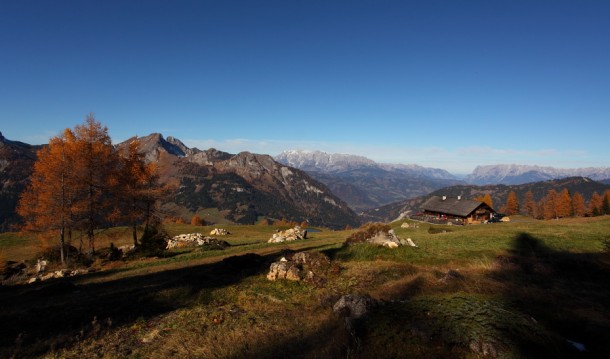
[1,0,609,174]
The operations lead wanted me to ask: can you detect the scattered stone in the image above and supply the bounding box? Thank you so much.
[268,226,307,243]
[267,261,302,281]
[367,229,417,248]
[40,273,55,281]
[440,269,464,283]
[210,228,230,236]
[400,222,410,228]
[166,233,229,250]
[266,251,331,284]
[36,259,48,274]
[332,294,377,319]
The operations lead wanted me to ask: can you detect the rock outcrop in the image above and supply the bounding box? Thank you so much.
[366,229,418,249]
[210,228,229,236]
[268,226,308,243]
[267,251,330,284]
[166,233,229,249]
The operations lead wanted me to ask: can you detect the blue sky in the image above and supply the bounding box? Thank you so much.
[1,0,609,174]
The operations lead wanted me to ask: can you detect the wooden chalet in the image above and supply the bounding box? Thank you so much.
[421,196,496,224]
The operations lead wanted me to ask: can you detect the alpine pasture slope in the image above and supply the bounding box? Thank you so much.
[1,216,609,358]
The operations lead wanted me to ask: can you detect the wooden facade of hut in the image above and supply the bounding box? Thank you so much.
[421,196,496,224]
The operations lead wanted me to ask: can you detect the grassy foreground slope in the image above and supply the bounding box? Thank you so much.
[1,217,609,358]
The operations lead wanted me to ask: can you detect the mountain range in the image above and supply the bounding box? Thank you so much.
[275,150,462,211]
[466,164,610,185]
[115,134,361,229]
[0,132,41,231]
[2,130,610,231]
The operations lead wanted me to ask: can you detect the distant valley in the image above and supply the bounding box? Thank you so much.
[275,150,462,211]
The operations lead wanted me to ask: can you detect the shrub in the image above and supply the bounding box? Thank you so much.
[139,222,169,255]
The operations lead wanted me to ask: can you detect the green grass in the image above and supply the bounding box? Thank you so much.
[1,216,609,358]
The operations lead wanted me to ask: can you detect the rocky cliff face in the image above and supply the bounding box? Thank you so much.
[116,135,360,228]
[0,132,41,231]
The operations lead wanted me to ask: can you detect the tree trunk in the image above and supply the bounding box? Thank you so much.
[59,227,66,266]
[132,222,138,247]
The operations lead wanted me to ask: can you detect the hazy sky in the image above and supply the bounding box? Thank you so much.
[1,0,609,174]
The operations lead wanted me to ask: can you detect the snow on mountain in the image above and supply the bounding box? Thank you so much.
[275,150,456,179]
[466,164,610,185]
[275,150,376,173]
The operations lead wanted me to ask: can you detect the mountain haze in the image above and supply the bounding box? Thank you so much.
[275,150,461,211]
[466,164,610,185]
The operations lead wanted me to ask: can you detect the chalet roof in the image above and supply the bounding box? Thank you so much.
[422,196,493,217]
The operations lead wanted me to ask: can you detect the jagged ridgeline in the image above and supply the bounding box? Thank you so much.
[0,132,360,231]
[115,134,361,229]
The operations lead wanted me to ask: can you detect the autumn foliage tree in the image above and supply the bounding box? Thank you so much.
[475,193,493,210]
[18,115,163,261]
[112,138,161,247]
[572,192,586,217]
[17,129,79,264]
[504,191,519,215]
[556,188,572,218]
[588,192,603,216]
[191,214,203,226]
[523,191,536,218]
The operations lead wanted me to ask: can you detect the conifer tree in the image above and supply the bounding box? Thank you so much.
[191,214,203,226]
[113,138,160,247]
[556,188,572,218]
[475,194,493,209]
[602,190,610,215]
[588,192,603,216]
[504,191,519,215]
[543,190,558,220]
[17,129,79,265]
[572,192,586,217]
[70,115,117,254]
[523,191,536,218]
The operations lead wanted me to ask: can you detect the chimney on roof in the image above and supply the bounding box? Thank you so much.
[442,196,447,201]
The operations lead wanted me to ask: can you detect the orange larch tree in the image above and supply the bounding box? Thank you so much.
[588,192,603,216]
[543,190,558,220]
[571,192,586,217]
[475,194,494,210]
[70,115,118,254]
[113,138,161,247]
[504,191,519,215]
[556,188,572,218]
[17,129,79,265]
[523,191,536,218]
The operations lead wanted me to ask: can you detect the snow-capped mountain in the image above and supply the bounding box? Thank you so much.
[275,150,377,173]
[465,164,610,185]
[275,150,461,211]
[275,150,456,179]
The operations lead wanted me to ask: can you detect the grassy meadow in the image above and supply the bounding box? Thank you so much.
[1,216,609,358]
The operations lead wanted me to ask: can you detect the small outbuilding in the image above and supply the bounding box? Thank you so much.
[421,196,496,224]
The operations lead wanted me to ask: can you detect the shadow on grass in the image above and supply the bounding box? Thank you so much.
[0,248,302,357]
[332,232,610,358]
[487,232,610,358]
